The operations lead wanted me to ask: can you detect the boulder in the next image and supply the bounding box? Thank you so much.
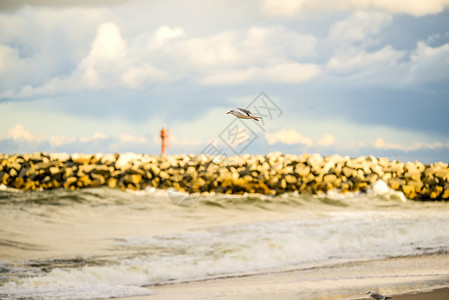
[307,153,324,174]
[64,177,78,189]
[11,177,24,189]
[342,166,355,178]
[108,177,118,188]
[49,153,70,162]
[71,153,92,165]
[284,174,297,184]
[101,153,118,165]
[402,184,417,199]
[116,153,142,169]
[388,177,405,190]
[294,164,310,177]
[0,152,447,200]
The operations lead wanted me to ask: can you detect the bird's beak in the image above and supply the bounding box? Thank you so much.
[226,111,231,114]
[365,292,369,294]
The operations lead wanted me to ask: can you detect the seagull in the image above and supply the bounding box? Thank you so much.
[226,108,262,121]
[366,291,392,300]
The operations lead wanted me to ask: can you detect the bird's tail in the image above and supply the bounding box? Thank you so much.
[385,297,392,299]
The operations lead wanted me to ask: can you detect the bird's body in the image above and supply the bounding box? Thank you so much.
[226,108,262,121]
[366,291,391,300]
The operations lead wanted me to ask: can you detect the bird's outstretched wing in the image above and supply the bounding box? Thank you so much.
[237,108,251,116]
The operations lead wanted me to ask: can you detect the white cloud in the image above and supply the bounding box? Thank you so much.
[324,13,448,86]
[0,6,118,94]
[327,45,405,75]
[0,2,447,163]
[323,12,407,82]
[265,129,313,146]
[1,22,320,98]
[5,124,34,141]
[154,25,185,46]
[0,123,162,153]
[404,41,449,83]
[90,22,126,60]
[2,124,76,147]
[176,26,317,68]
[317,133,335,146]
[328,12,392,49]
[80,132,108,143]
[262,0,449,17]
[374,137,449,151]
[1,22,129,97]
[265,130,335,148]
[75,22,127,89]
[2,22,170,97]
[0,124,112,148]
[201,62,321,85]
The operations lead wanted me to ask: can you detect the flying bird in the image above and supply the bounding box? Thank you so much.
[366,291,392,300]
[226,108,262,121]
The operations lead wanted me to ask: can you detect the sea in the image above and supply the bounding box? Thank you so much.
[0,181,448,300]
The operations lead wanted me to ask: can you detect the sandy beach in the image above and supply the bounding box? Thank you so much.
[391,288,449,300]
[114,254,449,300]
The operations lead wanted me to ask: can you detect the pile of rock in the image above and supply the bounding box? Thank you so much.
[0,152,448,200]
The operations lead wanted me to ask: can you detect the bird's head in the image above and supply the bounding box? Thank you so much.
[366,291,371,294]
[227,109,234,114]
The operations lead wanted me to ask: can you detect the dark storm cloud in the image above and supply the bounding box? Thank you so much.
[280,84,449,138]
[383,10,449,51]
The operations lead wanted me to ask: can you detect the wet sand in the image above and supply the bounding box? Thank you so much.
[391,288,449,300]
[114,253,449,300]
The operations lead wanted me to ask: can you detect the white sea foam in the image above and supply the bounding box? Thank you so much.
[368,180,407,202]
[126,186,163,196]
[0,265,155,300]
[0,184,20,192]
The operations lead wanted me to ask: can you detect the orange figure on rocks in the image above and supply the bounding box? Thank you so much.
[160,126,169,155]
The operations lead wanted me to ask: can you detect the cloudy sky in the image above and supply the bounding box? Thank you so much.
[1,0,448,163]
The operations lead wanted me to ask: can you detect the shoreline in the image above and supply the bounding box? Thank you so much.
[383,288,449,300]
[1,152,448,200]
[112,253,449,300]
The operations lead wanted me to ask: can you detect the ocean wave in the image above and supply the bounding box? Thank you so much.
[0,180,411,209]
[1,181,448,299]
[3,209,449,299]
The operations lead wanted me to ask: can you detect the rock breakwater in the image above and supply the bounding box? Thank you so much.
[0,152,448,200]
